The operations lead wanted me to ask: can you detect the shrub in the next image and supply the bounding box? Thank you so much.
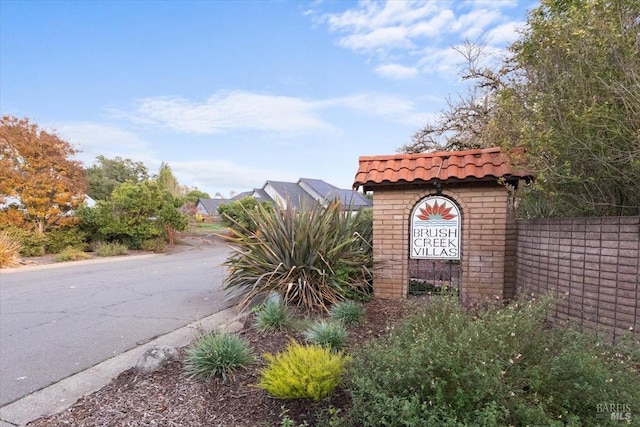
[329,300,364,326]
[218,196,273,233]
[0,231,21,268]
[303,320,348,351]
[347,294,640,426]
[140,237,167,253]
[254,299,291,333]
[1,227,47,257]
[223,202,372,312]
[55,246,91,262]
[94,241,129,257]
[183,332,255,381]
[45,226,87,254]
[257,340,350,401]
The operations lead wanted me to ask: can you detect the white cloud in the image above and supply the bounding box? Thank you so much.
[485,20,525,45]
[119,90,429,136]
[55,122,153,166]
[171,159,299,195]
[130,91,331,136]
[316,0,528,80]
[374,63,419,80]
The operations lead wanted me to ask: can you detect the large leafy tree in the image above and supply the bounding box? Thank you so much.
[86,155,148,201]
[0,115,88,234]
[402,0,640,216]
[80,181,187,248]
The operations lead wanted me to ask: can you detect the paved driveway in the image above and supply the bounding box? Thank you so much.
[0,242,232,407]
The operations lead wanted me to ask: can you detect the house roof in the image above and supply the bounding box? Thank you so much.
[299,178,371,209]
[197,198,230,216]
[251,188,272,202]
[230,191,252,201]
[264,180,316,210]
[353,147,531,191]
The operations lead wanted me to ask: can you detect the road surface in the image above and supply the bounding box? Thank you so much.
[0,242,232,407]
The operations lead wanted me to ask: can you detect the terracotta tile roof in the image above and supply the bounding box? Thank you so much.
[353,147,531,190]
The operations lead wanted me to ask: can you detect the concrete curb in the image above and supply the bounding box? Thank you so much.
[0,306,246,427]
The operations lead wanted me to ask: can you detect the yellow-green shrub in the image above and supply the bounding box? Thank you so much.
[257,340,350,401]
[0,231,21,268]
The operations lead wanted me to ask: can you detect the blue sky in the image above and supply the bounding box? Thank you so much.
[1,0,536,197]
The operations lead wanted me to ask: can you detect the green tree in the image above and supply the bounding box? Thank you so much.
[0,116,88,235]
[506,0,640,215]
[184,189,210,205]
[85,155,148,201]
[402,0,640,216]
[156,162,182,198]
[80,181,187,248]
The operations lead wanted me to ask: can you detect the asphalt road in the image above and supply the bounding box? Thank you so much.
[0,241,233,407]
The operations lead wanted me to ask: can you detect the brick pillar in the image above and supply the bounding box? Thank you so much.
[371,183,513,302]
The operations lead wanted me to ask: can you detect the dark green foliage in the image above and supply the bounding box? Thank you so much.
[85,155,148,201]
[184,189,210,205]
[183,332,255,382]
[78,181,187,249]
[347,294,640,426]
[222,202,372,312]
[329,300,364,326]
[45,225,87,253]
[218,196,272,233]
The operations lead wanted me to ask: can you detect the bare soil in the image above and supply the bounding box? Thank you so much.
[28,297,422,427]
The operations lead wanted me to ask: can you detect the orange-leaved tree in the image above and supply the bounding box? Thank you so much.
[0,115,88,234]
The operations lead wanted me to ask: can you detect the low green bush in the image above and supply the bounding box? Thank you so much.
[254,299,290,333]
[329,300,364,326]
[140,237,167,253]
[257,340,350,401]
[303,320,348,351]
[94,241,129,257]
[55,247,91,262]
[183,332,255,381]
[45,226,87,254]
[347,294,640,426]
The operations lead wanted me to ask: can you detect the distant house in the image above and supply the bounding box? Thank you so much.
[247,178,372,213]
[195,198,231,221]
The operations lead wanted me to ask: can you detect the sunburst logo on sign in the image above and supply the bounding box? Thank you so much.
[413,198,458,228]
[411,196,460,260]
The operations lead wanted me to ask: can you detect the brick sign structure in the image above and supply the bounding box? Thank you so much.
[353,147,531,302]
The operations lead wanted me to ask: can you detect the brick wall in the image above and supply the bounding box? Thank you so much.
[516,217,640,341]
[371,183,516,302]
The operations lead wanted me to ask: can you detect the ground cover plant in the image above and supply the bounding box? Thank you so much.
[303,320,349,351]
[183,332,255,382]
[347,294,640,427]
[257,340,351,401]
[254,298,291,333]
[28,294,640,426]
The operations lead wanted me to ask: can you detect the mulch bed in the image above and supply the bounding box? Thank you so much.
[28,297,424,427]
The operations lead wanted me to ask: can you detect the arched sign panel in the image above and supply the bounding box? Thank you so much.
[410,196,460,260]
